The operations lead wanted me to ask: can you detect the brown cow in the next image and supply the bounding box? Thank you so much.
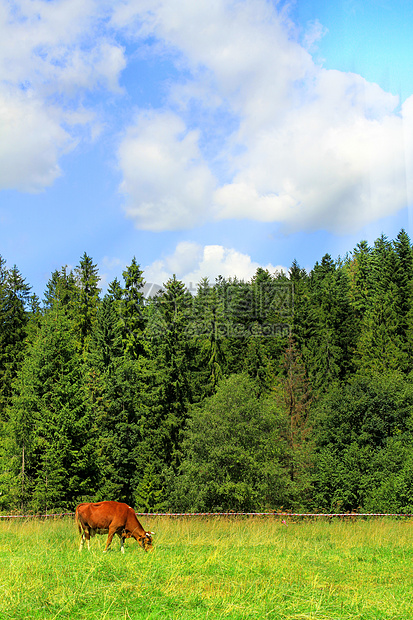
[75,501,154,553]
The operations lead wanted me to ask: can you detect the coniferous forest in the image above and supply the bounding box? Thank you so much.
[1,229,413,514]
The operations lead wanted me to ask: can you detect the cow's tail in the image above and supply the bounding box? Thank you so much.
[75,506,82,533]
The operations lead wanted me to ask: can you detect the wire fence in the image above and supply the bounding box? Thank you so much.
[0,511,412,519]
[0,512,75,519]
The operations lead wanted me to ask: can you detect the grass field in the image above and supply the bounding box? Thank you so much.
[0,515,412,619]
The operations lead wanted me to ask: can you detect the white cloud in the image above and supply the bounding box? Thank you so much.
[113,0,312,125]
[118,110,216,230]
[113,0,413,235]
[302,19,328,52]
[143,241,286,289]
[2,0,412,236]
[215,72,412,234]
[0,89,73,191]
[0,0,125,191]
[0,0,124,93]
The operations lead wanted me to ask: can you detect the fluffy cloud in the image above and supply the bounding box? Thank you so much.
[0,0,125,92]
[0,0,125,191]
[214,68,412,234]
[118,111,216,230]
[143,241,286,290]
[114,0,413,234]
[0,89,72,191]
[2,0,412,236]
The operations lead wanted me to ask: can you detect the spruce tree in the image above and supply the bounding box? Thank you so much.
[355,234,408,373]
[43,266,77,313]
[347,240,373,319]
[289,259,307,283]
[88,294,123,371]
[0,263,31,418]
[86,293,129,502]
[75,252,101,353]
[191,277,227,397]
[6,305,96,512]
[393,229,413,371]
[107,277,123,301]
[151,276,193,469]
[91,354,152,506]
[121,258,147,359]
[299,254,357,389]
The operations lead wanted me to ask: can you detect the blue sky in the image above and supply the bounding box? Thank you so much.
[1,0,412,297]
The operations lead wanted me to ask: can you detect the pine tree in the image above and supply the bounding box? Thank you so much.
[6,306,96,512]
[347,240,373,319]
[108,275,195,510]
[242,336,274,393]
[191,277,226,397]
[355,234,408,373]
[107,277,123,304]
[0,263,31,418]
[43,266,77,314]
[91,354,151,506]
[75,252,101,353]
[151,276,193,470]
[120,258,147,359]
[86,293,124,465]
[298,254,357,389]
[393,229,413,371]
[88,294,123,371]
[289,259,307,283]
[249,267,292,381]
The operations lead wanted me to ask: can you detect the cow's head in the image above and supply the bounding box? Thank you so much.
[138,531,154,552]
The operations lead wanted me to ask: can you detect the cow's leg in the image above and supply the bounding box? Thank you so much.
[79,529,91,551]
[84,527,91,551]
[103,527,117,552]
[79,531,85,552]
[115,532,125,553]
[120,534,125,554]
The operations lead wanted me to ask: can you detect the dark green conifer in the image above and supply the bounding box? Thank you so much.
[120,258,147,359]
[75,252,101,353]
[0,263,31,417]
[7,306,96,512]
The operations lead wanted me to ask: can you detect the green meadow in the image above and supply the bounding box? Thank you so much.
[0,516,412,619]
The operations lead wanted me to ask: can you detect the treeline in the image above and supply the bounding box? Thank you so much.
[1,229,413,514]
